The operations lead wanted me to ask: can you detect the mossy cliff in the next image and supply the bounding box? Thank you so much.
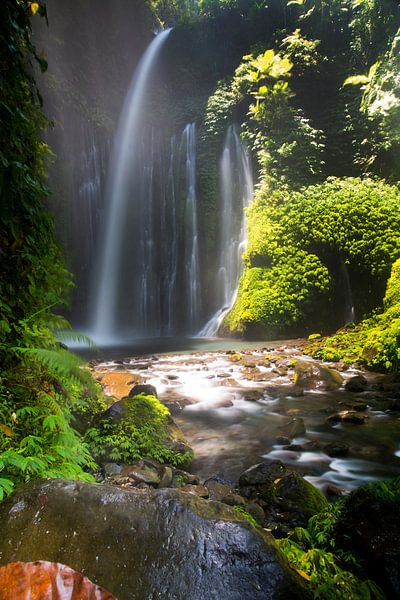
[223,177,400,339]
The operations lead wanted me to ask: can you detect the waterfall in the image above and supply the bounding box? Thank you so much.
[198,125,253,337]
[182,123,201,333]
[91,29,172,344]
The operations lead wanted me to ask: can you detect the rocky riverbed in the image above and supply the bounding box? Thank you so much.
[92,344,400,494]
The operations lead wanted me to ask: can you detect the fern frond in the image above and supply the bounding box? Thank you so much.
[56,330,97,349]
[13,347,86,384]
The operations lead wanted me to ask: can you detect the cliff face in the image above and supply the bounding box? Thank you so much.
[33,0,155,325]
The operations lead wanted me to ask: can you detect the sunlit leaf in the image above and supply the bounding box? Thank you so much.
[0,424,14,437]
[343,74,370,86]
[29,3,40,16]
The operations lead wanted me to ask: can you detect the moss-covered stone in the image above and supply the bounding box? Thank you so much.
[86,394,193,467]
[225,177,400,338]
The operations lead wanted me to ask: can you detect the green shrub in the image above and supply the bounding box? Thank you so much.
[86,394,192,467]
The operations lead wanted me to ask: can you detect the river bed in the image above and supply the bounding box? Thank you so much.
[91,340,400,493]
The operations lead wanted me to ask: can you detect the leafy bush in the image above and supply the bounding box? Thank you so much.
[86,394,193,467]
[277,501,384,599]
[0,2,107,500]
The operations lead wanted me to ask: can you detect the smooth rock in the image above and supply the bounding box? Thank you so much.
[277,417,306,439]
[323,443,350,457]
[181,484,210,498]
[245,502,265,526]
[104,463,122,477]
[294,360,343,390]
[239,461,289,488]
[204,480,233,502]
[222,493,246,507]
[345,375,369,393]
[128,384,158,398]
[120,464,160,486]
[0,480,311,600]
[326,410,367,424]
[158,466,173,488]
[0,561,115,599]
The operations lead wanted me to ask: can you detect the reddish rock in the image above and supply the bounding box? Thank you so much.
[0,561,114,599]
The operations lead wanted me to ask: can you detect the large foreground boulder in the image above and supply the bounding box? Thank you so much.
[0,479,310,600]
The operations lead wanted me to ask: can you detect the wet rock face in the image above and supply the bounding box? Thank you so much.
[238,462,328,531]
[0,561,115,599]
[0,480,311,600]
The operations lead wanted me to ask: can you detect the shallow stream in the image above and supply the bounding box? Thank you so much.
[90,339,400,493]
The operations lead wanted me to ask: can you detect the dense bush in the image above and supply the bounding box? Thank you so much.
[0,1,104,500]
[86,394,193,467]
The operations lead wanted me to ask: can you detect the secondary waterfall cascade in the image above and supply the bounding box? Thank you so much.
[182,123,201,333]
[199,125,254,337]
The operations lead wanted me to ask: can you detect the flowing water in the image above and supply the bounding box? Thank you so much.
[93,343,400,493]
[91,29,172,344]
[199,125,253,337]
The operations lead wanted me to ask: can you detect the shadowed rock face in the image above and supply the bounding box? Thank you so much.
[0,480,310,600]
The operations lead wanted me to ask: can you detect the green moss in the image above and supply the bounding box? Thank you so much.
[226,177,400,338]
[86,394,193,467]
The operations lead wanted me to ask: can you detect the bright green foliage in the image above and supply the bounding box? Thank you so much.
[86,395,193,467]
[277,501,384,599]
[232,505,258,527]
[204,41,325,187]
[225,177,400,337]
[277,538,384,599]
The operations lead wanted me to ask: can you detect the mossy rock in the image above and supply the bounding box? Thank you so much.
[86,394,193,467]
[273,473,328,523]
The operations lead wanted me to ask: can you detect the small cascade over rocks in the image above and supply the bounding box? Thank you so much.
[199,125,253,337]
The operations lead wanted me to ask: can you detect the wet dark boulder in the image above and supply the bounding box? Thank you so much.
[128,383,158,397]
[326,410,367,424]
[334,477,400,599]
[344,375,369,393]
[0,480,311,600]
[239,461,289,488]
[238,462,327,529]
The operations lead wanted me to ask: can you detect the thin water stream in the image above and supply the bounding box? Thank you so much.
[92,342,400,493]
